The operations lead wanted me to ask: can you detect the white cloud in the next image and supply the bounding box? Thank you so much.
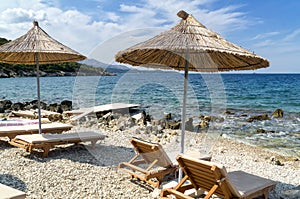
[0,0,258,57]
[252,31,280,40]
[283,28,300,41]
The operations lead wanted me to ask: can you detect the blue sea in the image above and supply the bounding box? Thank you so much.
[0,72,299,157]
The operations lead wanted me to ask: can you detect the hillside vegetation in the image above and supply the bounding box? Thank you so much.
[0,37,114,77]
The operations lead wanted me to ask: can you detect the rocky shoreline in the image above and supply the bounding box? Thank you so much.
[0,105,299,198]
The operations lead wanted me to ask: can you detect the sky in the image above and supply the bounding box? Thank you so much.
[0,0,299,73]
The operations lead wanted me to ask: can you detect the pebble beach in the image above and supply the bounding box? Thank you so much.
[0,115,299,199]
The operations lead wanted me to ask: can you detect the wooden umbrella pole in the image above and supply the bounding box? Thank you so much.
[35,52,42,134]
[179,48,190,181]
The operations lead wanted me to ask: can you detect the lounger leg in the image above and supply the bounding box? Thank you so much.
[204,184,219,199]
[91,140,97,148]
[42,146,51,157]
[263,192,269,199]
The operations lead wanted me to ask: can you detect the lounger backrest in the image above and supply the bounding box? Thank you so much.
[177,155,241,198]
[130,138,173,168]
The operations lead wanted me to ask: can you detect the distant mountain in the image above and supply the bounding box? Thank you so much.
[0,37,10,45]
[81,59,131,73]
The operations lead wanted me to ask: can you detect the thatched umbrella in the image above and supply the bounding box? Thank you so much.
[115,10,269,154]
[0,21,86,133]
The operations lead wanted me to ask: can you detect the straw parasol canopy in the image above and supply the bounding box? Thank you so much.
[0,21,86,134]
[0,21,86,64]
[115,10,269,72]
[115,10,269,155]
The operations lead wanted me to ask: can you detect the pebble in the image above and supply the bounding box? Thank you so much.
[0,115,299,198]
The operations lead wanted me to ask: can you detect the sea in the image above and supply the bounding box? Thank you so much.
[0,72,299,157]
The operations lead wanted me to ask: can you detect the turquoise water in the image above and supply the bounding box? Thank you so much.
[0,73,299,156]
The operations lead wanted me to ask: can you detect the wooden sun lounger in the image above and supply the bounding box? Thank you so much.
[0,122,73,140]
[118,137,211,188]
[0,183,26,199]
[9,131,105,157]
[160,154,276,199]
[12,109,61,119]
[118,137,178,188]
[67,103,140,121]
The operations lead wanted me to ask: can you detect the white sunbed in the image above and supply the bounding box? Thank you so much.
[9,131,105,157]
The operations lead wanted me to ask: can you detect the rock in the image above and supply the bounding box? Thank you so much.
[194,120,209,132]
[247,114,270,122]
[47,103,60,112]
[199,120,209,129]
[100,112,114,124]
[131,111,146,126]
[223,110,234,115]
[199,115,224,122]
[11,102,25,111]
[165,120,181,129]
[30,100,47,110]
[48,114,63,122]
[270,156,284,166]
[61,100,72,111]
[164,113,172,120]
[0,99,12,108]
[272,109,284,118]
[280,186,300,199]
[256,128,266,133]
[185,118,194,131]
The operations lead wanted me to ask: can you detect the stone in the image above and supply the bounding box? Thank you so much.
[272,109,284,118]
[256,128,266,133]
[247,114,270,122]
[200,120,209,129]
[199,115,224,122]
[48,114,63,122]
[47,103,60,112]
[280,186,300,199]
[165,120,181,129]
[223,110,234,115]
[0,99,12,110]
[60,100,72,111]
[164,113,172,120]
[185,118,194,131]
[131,111,146,126]
[30,100,47,110]
[270,156,284,166]
[11,102,25,111]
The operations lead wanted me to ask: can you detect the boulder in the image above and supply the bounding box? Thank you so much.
[48,114,63,122]
[165,120,181,130]
[60,100,72,111]
[223,110,234,115]
[30,100,47,110]
[247,114,270,122]
[280,186,300,199]
[132,111,146,126]
[199,115,224,122]
[256,128,266,133]
[194,120,209,132]
[200,120,209,128]
[164,113,172,120]
[0,99,12,110]
[11,102,25,111]
[270,156,284,166]
[185,118,194,132]
[47,103,59,112]
[272,109,284,118]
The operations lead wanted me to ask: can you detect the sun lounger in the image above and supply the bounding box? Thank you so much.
[160,154,276,199]
[0,183,26,199]
[9,131,105,157]
[118,137,211,188]
[0,122,73,140]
